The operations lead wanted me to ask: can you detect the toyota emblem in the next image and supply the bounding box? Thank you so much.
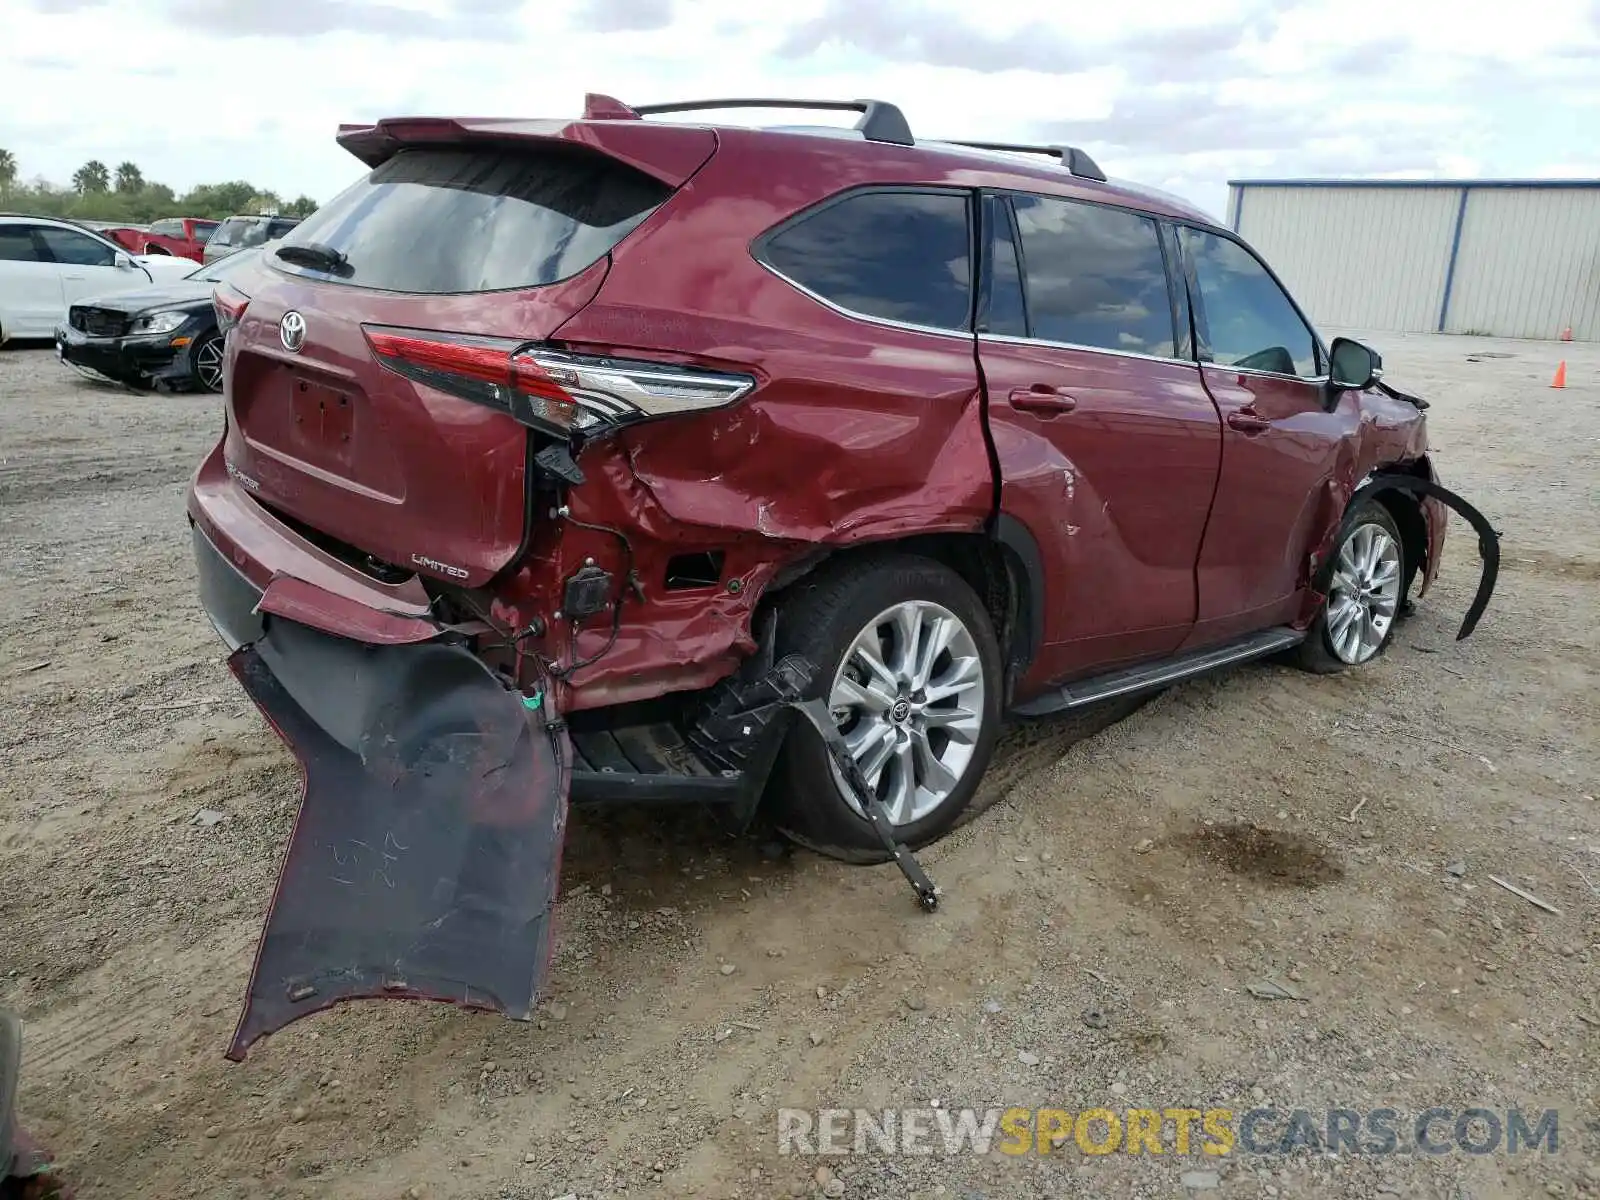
[279,310,307,352]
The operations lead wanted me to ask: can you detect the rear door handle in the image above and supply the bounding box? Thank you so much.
[1226,409,1271,434]
[1009,385,1077,415]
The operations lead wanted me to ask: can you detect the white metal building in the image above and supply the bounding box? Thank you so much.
[1226,179,1600,342]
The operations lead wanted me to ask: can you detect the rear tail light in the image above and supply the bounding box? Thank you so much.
[362,325,755,436]
[213,283,249,336]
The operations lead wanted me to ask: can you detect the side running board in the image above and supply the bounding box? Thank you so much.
[1011,627,1304,717]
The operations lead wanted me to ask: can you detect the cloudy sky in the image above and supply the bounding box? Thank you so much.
[3,0,1598,219]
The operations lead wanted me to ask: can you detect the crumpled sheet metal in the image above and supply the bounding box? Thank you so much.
[618,389,994,544]
[518,405,992,709]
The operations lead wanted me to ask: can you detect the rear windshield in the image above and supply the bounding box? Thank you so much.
[269,146,672,294]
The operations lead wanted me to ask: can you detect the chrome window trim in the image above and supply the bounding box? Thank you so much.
[978,331,1193,369]
[754,259,976,343]
[1202,361,1329,385]
[981,331,1329,383]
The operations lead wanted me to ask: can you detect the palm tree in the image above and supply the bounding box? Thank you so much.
[72,160,110,194]
[0,149,16,194]
[114,161,145,193]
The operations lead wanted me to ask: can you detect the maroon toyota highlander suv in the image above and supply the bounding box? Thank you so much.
[186,95,1497,1057]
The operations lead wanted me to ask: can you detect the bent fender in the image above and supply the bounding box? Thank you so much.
[1337,473,1501,642]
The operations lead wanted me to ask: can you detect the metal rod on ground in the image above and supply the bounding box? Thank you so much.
[789,698,941,911]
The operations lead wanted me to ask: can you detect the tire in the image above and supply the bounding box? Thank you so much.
[767,554,1003,862]
[190,332,225,393]
[1295,499,1406,674]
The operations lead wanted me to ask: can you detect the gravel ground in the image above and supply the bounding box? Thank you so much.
[1,333,1596,1200]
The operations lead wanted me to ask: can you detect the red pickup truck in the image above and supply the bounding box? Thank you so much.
[105,217,219,263]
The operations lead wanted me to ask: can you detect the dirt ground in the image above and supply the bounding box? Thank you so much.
[1,333,1596,1200]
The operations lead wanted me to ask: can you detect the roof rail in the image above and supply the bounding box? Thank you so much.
[624,97,915,146]
[943,140,1107,184]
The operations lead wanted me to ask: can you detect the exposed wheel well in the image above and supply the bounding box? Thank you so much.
[761,531,1036,701]
[1371,461,1433,598]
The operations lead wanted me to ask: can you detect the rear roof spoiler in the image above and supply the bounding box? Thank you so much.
[334,115,717,186]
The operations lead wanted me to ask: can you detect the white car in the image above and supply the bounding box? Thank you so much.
[0,215,197,343]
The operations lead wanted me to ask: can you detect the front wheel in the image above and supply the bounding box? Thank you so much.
[1295,500,1406,673]
[767,555,1003,862]
[190,332,224,393]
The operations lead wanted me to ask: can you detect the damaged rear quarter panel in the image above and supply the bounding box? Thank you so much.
[525,142,996,710]
[514,349,992,710]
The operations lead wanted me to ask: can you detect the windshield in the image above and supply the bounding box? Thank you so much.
[187,247,260,282]
[209,218,253,247]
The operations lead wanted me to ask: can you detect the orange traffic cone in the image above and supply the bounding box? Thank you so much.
[1551,361,1566,388]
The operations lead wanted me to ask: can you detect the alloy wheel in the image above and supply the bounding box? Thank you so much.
[1326,521,1402,664]
[827,600,986,825]
[194,337,224,393]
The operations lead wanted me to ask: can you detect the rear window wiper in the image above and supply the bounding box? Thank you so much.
[274,242,350,274]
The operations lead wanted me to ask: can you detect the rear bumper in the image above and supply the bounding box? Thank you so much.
[2,1008,64,1195]
[188,440,440,646]
[188,442,768,810]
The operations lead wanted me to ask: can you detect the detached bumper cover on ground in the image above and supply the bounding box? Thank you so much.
[194,524,571,1060]
[2,1010,69,1199]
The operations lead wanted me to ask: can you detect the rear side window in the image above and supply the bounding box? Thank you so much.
[193,221,219,240]
[272,147,672,294]
[1010,194,1177,357]
[758,190,972,332]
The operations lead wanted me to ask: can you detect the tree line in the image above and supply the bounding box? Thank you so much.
[0,149,318,224]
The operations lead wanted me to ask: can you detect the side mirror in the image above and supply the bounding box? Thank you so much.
[1328,337,1382,390]
[113,252,138,270]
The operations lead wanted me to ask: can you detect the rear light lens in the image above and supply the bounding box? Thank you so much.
[213,284,249,336]
[362,324,755,436]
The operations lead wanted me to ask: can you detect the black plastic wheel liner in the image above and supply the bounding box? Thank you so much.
[1338,473,1502,642]
[224,620,568,1061]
